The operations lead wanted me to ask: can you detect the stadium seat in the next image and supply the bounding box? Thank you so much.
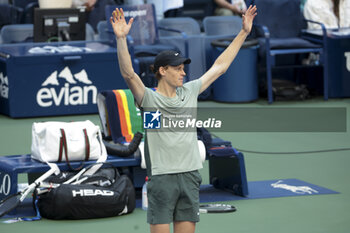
[105,4,188,87]
[105,4,185,56]
[22,1,39,23]
[158,17,201,37]
[11,0,38,23]
[97,20,109,41]
[85,23,96,41]
[157,17,203,81]
[200,15,244,100]
[12,0,37,9]
[180,0,215,31]
[0,4,23,29]
[0,23,95,43]
[203,15,242,36]
[0,24,33,43]
[202,15,243,71]
[87,0,118,32]
[253,0,327,103]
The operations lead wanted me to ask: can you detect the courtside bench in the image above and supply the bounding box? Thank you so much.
[0,154,143,201]
[0,138,248,216]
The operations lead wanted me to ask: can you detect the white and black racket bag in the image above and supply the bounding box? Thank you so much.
[34,166,135,220]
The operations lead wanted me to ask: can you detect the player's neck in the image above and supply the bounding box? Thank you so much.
[156,81,176,98]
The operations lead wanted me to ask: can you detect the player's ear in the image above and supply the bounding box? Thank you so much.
[159,66,166,76]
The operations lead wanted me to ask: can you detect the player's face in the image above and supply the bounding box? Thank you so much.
[165,64,186,87]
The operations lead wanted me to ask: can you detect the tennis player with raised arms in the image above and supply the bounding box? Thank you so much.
[110,5,257,233]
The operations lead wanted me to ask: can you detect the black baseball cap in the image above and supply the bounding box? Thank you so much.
[153,50,191,72]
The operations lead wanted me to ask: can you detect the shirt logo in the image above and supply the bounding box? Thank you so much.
[143,110,161,129]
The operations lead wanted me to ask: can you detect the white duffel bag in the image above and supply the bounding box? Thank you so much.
[31,120,107,167]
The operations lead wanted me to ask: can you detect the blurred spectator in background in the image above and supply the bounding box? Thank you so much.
[213,0,247,16]
[146,0,183,19]
[300,0,307,13]
[72,0,98,11]
[303,0,350,29]
[145,0,163,20]
[124,0,143,5]
[163,0,183,17]
[39,0,73,8]
[39,0,119,31]
[72,0,123,31]
[145,0,183,20]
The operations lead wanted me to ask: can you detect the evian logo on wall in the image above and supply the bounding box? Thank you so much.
[36,66,97,107]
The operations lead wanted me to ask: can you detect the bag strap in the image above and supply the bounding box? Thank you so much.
[58,135,64,163]
[79,163,120,186]
[83,129,90,161]
[60,129,85,171]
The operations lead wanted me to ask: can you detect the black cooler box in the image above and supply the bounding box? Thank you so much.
[208,142,248,197]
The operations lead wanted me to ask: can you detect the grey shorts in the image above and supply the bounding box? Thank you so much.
[147,170,202,224]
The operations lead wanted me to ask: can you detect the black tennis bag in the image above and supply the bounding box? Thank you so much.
[36,167,135,220]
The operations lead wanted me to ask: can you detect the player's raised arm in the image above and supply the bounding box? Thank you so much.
[110,8,145,105]
[199,5,257,94]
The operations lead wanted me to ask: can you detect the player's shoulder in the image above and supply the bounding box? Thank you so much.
[183,79,201,89]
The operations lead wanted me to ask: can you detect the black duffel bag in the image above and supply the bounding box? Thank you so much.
[35,166,135,220]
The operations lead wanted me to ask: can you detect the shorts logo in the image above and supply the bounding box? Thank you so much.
[143,110,161,129]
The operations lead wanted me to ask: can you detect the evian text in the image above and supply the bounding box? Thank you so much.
[37,83,97,107]
[36,67,97,107]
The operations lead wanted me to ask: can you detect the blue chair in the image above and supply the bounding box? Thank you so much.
[0,4,23,29]
[87,0,117,32]
[85,23,96,41]
[0,24,33,43]
[201,15,244,100]
[105,4,188,87]
[203,15,242,36]
[22,1,39,23]
[202,16,243,70]
[11,0,38,23]
[97,20,109,41]
[180,0,215,31]
[0,23,95,43]
[105,4,185,56]
[12,0,37,9]
[203,15,259,102]
[158,17,201,37]
[253,0,327,103]
[157,17,202,81]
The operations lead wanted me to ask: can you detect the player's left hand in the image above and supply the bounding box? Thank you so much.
[110,8,134,39]
[242,5,257,34]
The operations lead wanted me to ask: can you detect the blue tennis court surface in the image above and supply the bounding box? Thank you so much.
[134,179,338,208]
[3,178,338,219]
[199,179,339,202]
